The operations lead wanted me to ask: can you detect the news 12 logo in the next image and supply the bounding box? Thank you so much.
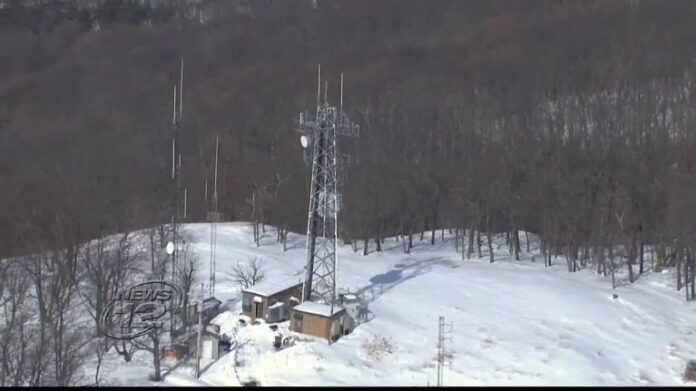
[99,281,182,340]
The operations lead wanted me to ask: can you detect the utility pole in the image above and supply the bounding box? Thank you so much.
[196,282,203,378]
[436,316,453,387]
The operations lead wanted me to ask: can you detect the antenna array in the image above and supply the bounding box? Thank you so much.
[295,65,360,323]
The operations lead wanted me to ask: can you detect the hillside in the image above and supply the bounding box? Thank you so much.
[83,222,696,386]
[3,0,696,265]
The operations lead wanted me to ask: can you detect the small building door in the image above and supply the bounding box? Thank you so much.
[203,339,213,359]
[252,296,263,319]
[294,312,303,332]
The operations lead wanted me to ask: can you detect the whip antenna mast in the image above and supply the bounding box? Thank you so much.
[168,58,185,334]
[208,134,220,297]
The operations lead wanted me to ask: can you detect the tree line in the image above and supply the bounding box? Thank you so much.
[2,1,696,295]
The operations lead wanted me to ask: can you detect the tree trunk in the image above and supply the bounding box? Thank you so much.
[525,231,530,252]
[467,227,475,259]
[655,243,666,272]
[477,228,482,258]
[541,239,546,266]
[487,208,494,263]
[627,228,637,283]
[513,229,520,261]
[639,239,644,274]
[677,252,682,291]
[151,335,161,381]
[690,253,696,300]
[455,228,459,253]
[363,238,368,256]
[609,244,616,290]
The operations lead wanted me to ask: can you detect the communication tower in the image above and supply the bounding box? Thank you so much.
[295,65,359,315]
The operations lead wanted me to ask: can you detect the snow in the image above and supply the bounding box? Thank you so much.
[80,222,696,386]
[293,301,345,317]
[243,278,302,298]
[268,302,285,310]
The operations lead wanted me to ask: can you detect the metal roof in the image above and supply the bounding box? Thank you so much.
[242,277,302,297]
[293,301,345,317]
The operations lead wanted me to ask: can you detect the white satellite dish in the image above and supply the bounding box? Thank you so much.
[300,135,311,149]
[166,241,175,255]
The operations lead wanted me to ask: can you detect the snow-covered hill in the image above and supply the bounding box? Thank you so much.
[90,222,696,386]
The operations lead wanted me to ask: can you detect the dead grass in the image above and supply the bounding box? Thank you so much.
[361,335,394,361]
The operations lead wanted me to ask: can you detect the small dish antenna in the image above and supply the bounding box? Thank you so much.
[166,241,175,255]
[300,135,311,149]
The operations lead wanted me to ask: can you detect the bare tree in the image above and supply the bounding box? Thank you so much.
[230,257,266,288]
[93,338,109,387]
[177,244,199,332]
[0,260,33,386]
[131,327,168,381]
[77,232,139,336]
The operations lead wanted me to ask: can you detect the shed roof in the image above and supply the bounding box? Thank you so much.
[201,297,222,311]
[185,324,220,340]
[243,277,302,297]
[293,301,345,318]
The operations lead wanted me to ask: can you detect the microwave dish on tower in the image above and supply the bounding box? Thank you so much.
[294,64,360,336]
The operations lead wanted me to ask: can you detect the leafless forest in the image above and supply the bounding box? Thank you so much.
[3,1,696,383]
[3,1,696,284]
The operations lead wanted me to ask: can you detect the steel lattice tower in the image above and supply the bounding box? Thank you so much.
[296,65,359,313]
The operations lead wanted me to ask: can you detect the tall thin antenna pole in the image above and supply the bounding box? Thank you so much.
[437,316,444,387]
[436,316,453,386]
[209,134,220,298]
[196,283,203,378]
[179,59,184,119]
[173,85,177,125]
[177,154,182,187]
[317,63,321,110]
[214,135,219,203]
[171,139,176,180]
[184,188,188,219]
[340,73,344,114]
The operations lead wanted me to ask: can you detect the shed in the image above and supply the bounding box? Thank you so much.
[241,278,302,322]
[289,301,353,341]
[187,324,221,360]
[178,296,222,327]
[339,293,362,323]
